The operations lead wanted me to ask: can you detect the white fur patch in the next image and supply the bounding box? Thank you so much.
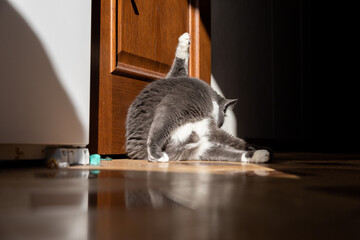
[241,153,249,162]
[189,137,212,160]
[171,119,210,144]
[148,151,169,163]
[170,119,213,160]
[176,32,190,59]
[157,152,169,162]
[212,100,219,125]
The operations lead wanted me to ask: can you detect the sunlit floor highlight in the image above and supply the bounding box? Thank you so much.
[71,159,298,178]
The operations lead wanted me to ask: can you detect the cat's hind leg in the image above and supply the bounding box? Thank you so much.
[146,97,184,162]
[208,127,271,162]
[199,145,270,163]
[199,145,246,162]
[209,127,248,150]
[166,32,190,78]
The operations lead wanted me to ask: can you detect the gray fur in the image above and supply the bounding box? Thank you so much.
[126,33,270,163]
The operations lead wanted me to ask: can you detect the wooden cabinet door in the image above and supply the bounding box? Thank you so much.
[90,0,211,155]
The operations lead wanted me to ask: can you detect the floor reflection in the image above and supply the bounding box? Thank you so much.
[93,170,247,211]
[1,157,360,240]
[0,169,90,240]
[90,170,248,240]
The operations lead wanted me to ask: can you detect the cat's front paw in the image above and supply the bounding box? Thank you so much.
[252,150,270,163]
[241,150,270,163]
[176,32,190,59]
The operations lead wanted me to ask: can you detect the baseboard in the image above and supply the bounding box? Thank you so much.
[0,144,46,160]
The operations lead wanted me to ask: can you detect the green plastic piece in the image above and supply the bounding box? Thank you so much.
[90,154,101,166]
[101,157,112,161]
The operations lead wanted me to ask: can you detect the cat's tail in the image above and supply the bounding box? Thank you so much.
[166,32,190,78]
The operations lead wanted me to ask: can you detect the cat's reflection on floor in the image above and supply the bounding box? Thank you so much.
[122,171,244,210]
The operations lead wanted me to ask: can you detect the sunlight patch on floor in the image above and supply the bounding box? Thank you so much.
[70,159,298,178]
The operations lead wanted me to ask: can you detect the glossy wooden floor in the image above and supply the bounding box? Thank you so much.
[1,153,360,240]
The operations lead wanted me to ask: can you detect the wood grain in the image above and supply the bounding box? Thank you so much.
[97,0,114,154]
[189,0,211,83]
[115,0,188,80]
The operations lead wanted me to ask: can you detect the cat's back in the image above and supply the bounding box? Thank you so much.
[126,77,213,159]
[129,76,212,115]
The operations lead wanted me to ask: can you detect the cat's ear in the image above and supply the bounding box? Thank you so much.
[224,99,238,112]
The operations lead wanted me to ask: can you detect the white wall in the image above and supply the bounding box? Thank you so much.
[0,0,91,146]
[211,75,237,137]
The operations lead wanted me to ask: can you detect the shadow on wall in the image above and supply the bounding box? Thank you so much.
[211,0,360,152]
[187,0,211,36]
[211,0,275,142]
[0,1,84,144]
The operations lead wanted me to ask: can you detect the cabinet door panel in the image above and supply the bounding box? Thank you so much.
[116,0,188,78]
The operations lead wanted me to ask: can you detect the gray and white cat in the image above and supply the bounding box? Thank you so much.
[126,33,270,163]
